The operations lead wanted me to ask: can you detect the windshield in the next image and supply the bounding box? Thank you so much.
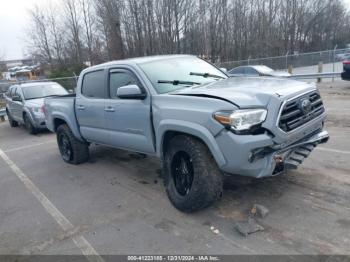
[22,83,68,100]
[138,56,227,94]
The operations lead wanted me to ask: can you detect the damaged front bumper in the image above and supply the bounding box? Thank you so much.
[250,130,329,176]
[216,128,329,178]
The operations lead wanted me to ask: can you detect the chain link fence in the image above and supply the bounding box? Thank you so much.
[219,48,350,72]
[1,47,349,106]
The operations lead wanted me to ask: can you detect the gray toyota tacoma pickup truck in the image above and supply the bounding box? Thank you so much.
[45,55,329,212]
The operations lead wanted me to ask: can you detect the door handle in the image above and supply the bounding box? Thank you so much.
[77,105,85,110]
[104,106,115,112]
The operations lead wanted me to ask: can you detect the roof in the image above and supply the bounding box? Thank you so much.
[235,65,272,70]
[17,81,58,88]
[86,54,196,71]
[250,65,273,70]
[231,65,274,73]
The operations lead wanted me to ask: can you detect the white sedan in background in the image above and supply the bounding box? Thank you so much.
[228,65,291,78]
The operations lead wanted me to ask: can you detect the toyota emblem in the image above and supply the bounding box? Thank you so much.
[300,99,312,114]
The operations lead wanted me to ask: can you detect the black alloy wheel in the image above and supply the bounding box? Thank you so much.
[171,151,194,196]
[58,132,73,162]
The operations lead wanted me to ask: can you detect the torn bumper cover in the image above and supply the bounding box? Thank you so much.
[251,130,329,175]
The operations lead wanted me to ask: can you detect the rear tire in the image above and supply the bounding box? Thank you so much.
[163,135,223,213]
[56,124,89,164]
[7,109,18,127]
[24,114,37,135]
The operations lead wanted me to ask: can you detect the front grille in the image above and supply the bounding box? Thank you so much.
[278,91,325,132]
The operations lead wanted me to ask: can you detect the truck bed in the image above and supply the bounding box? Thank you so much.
[44,95,83,141]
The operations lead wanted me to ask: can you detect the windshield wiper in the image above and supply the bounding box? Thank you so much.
[189,72,226,79]
[25,95,63,100]
[42,95,62,98]
[157,80,201,86]
[25,97,42,100]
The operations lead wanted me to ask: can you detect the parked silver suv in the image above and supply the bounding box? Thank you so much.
[5,82,68,134]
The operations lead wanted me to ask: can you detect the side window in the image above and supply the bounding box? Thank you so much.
[230,67,244,74]
[81,70,106,98]
[245,67,258,75]
[10,87,17,98]
[6,87,13,97]
[14,87,21,97]
[109,70,139,99]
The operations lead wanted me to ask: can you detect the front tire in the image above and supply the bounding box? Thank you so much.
[56,124,89,164]
[7,109,18,127]
[24,114,38,135]
[163,135,223,213]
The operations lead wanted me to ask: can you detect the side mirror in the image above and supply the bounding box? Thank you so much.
[220,67,228,73]
[117,85,146,99]
[12,95,22,102]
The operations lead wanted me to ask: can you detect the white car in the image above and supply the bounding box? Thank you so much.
[336,53,350,61]
[228,65,291,78]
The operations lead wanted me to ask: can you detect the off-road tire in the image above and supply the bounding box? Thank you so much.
[56,124,89,164]
[163,135,223,213]
[7,109,18,127]
[24,114,38,135]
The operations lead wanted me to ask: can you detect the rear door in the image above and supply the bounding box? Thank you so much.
[105,68,155,154]
[75,69,110,144]
[5,86,14,113]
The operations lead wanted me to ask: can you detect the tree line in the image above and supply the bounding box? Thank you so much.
[26,0,350,74]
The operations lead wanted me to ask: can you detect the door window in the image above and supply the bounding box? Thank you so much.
[14,87,21,97]
[229,67,244,74]
[109,70,140,99]
[81,70,106,98]
[244,67,259,75]
[10,87,17,98]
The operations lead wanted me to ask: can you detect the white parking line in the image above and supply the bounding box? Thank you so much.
[4,141,56,153]
[0,148,104,262]
[316,147,350,155]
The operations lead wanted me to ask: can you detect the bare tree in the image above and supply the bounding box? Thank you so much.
[47,3,64,67]
[64,0,83,64]
[26,0,350,71]
[28,5,53,67]
[80,0,95,65]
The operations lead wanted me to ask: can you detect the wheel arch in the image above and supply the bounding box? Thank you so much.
[157,120,226,168]
[53,117,67,132]
[22,108,34,123]
[51,114,84,142]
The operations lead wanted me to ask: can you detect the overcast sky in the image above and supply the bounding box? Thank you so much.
[0,0,350,61]
[0,0,52,60]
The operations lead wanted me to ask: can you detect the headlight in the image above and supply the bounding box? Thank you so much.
[31,107,44,115]
[214,109,267,131]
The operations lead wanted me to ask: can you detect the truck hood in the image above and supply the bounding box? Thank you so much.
[25,98,44,107]
[173,77,316,108]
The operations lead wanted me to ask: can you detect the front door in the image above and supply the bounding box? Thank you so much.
[12,87,24,121]
[105,68,155,154]
[75,69,110,145]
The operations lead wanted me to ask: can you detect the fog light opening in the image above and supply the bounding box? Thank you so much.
[274,154,284,163]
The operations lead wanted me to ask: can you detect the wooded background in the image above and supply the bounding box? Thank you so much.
[26,0,350,74]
